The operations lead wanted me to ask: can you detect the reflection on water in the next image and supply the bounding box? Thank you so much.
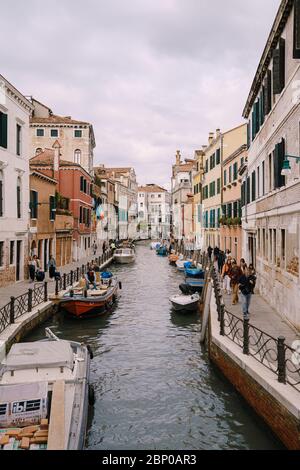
[26,243,283,450]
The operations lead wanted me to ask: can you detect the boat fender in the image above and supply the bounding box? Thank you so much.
[119,281,122,290]
[87,344,94,360]
[88,384,95,405]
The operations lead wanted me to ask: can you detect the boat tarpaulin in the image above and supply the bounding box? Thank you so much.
[2,341,74,371]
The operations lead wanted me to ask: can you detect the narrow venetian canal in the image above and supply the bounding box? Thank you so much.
[26,243,282,450]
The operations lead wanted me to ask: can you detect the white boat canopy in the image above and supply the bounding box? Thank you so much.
[2,341,74,371]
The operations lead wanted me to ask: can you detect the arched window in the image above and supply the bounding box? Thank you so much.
[74,149,81,165]
[17,177,22,219]
[35,148,42,155]
[0,171,3,217]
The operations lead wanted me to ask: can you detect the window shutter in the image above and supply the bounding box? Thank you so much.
[278,138,286,188]
[252,109,256,141]
[251,171,256,201]
[264,70,272,115]
[17,185,21,218]
[255,101,260,134]
[241,182,245,207]
[0,112,8,149]
[274,144,280,189]
[294,0,300,58]
[247,122,251,149]
[246,177,251,204]
[217,208,220,227]
[0,180,2,216]
[260,89,265,126]
[273,39,285,95]
[216,149,220,165]
[80,176,83,191]
[222,204,226,217]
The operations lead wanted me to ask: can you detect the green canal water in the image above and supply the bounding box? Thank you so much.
[26,243,283,450]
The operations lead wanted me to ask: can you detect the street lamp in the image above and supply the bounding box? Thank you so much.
[281,155,300,177]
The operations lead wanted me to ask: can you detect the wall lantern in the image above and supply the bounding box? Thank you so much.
[281,155,300,177]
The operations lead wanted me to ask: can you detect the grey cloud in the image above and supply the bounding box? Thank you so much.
[0,0,280,187]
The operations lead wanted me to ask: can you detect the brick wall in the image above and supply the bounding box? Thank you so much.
[209,338,300,450]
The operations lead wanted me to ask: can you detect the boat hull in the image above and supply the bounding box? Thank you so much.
[113,255,135,264]
[61,285,118,318]
[171,300,199,312]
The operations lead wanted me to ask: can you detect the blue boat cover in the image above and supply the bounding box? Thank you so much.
[101,271,113,279]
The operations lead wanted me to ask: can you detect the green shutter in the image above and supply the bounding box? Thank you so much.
[255,101,260,134]
[273,39,285,95]
[252,109,256,141]
[294,0,300,58]
[0,112,8,149]
[251,171,256,201]
[0,180,3,217]
[247,122,251,149]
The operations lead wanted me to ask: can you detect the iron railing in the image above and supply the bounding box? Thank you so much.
[0,251,113,334]
[211,267,300,393]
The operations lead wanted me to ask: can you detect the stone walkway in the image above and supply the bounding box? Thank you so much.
[0,251,106,309]
[222,290,300,347]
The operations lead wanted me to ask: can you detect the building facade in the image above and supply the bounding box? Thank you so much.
[171,151,196,242]
[192,150,205,249]
[242,0,300,329]
[30,98,96,174]
[29,169,57,271]
[138,184,171,240]
[0,75,33,286]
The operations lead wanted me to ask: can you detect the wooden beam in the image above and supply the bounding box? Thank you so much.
[47,380,65,450]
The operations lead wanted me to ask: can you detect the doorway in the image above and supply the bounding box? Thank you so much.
[44,239,48,272]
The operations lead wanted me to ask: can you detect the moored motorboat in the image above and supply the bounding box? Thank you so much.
[60,275,120,318]
[169,254,179,266]
[157,246,168,257]
[113,248,135,264]
[169,292,200,312]
[0,328,93,450]
[184,277,205,293]
[150,242,161,250]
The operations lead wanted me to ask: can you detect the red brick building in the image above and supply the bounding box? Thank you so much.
[30,141,93,262]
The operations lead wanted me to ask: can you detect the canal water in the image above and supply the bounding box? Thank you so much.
[26,243,282,450]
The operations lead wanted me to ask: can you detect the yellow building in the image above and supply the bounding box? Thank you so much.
[192,150,205,249]
[201,125,247,251]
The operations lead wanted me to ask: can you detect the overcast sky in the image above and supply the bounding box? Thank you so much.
[1,0,280,188]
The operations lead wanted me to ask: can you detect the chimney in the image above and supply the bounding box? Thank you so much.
[216,128,221,138]
[202,145,207,151]
[176,150,181,166]
[208,132,214,145]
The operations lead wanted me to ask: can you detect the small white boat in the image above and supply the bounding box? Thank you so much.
[169,293,200,312]
[0,328,94,450]
[113,247,135,264]
[150,242,161,250]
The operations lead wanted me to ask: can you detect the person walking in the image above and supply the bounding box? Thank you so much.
[207,246,213,261]
[222,258,232,295]
[218,251,225,273]
[239,258,247,274]
[229,260,242,305]
[239,268,256,320]
[248,264,257,294]
[92,241,97,256]
[28,256,36,282]
[48,255,57,280]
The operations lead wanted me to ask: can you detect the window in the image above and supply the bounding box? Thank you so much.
[224,170,227,186]
[257,166,260,198]
[262,161,265,195]
[0,241,4,267]
[158,194,161,198]
[229,166,232,183]
[294,0,300,58]
[16,124,21,156]
[205,160,208,173]
[36,148,42,155]
[233,201,238,218]
[80,206,83,224]
[233,162,238,181]
[74,130,82,138]
[74,149,81,164]
[0,112,8,149]
[49,195,56,221]
[273,38,285,95]
[246,177,251,204]
[36,129,44,137]
[50,129,58,138]
[217,178,221,194]
[251,171,256,202]
[0,171,3,217]
[274,139,285,189]
[262,229,266,259]
[10,241,14,265]
[80,176,84,192]
[17,178,21,219]
[30,190,38,219]
[257,228,261,256]
[216,149,221,165]
[83,179,87,193]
